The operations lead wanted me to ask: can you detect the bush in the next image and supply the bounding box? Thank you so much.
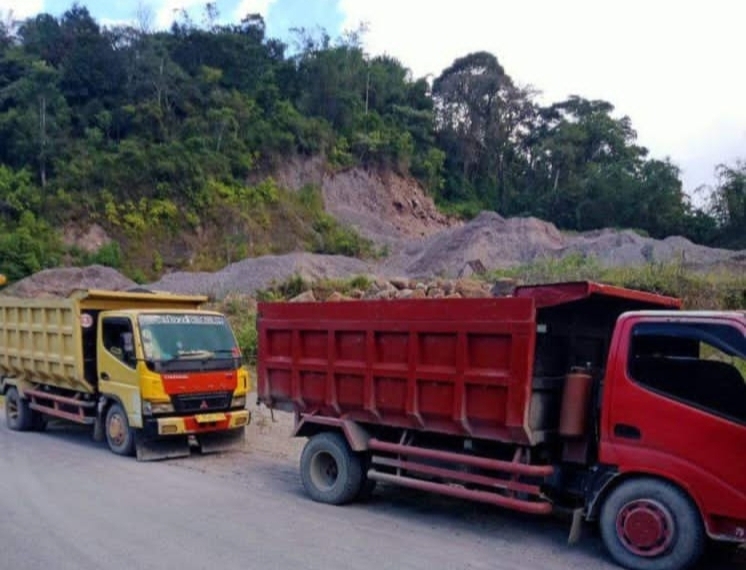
[234,314,258,364]
[88,242,123,268]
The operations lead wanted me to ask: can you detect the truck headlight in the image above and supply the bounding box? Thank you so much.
[230,395,247,409]
[143,400,174,415]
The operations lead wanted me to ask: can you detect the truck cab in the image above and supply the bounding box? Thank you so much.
[598,311,746,555]
[91,308,250,458]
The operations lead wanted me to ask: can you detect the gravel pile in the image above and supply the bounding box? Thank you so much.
[149,252,372,298]
[379,212,566,277]
[7,214,745,299]
[145,213,746,297]
[2,265,137,298]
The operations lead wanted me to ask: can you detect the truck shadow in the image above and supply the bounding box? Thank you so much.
[253,459,746,570]
[20,418,108,451]
[379,486,746,570]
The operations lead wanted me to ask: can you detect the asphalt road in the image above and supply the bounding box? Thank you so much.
[0,414,743,570]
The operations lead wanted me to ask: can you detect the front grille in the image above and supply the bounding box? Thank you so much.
[172,391,232,413]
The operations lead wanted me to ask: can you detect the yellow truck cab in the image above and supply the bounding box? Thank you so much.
[0,289,250,460]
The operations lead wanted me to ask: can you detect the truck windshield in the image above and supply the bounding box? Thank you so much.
[138,314,239,364]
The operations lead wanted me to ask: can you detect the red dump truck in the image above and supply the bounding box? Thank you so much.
[257,281,746,570]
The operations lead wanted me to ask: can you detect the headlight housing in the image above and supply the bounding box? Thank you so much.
[142,400,174,415]
[230,395,247,409]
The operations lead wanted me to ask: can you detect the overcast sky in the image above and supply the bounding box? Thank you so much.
[1,0,745,196]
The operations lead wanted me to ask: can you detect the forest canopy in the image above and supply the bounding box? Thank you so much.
[0,3,743,281]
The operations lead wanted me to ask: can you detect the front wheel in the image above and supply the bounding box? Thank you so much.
[600,478,705,570]
[300,432,363,505]
[105,403,135,456]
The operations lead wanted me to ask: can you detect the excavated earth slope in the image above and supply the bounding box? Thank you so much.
[6,160,746,297]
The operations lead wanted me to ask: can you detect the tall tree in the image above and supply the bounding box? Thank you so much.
[711,161,746,247]
[432,51,534,211]
[0,59,70,186]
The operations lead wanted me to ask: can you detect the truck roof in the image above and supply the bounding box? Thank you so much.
[620,310,746,320]
[70,289,209,311]
[513,280,682,310]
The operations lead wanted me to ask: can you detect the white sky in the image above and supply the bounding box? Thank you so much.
[339,0,746,194]
[1,0,744,194]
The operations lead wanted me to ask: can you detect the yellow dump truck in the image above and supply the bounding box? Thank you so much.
[0,289,251,460]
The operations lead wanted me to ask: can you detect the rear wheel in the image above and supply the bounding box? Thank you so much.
[105,403,135,456]
[600,478,705,570]
[5,387,32,431]
[300,432,363,505]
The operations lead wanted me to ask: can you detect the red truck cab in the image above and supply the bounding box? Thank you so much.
[599,310,746,556]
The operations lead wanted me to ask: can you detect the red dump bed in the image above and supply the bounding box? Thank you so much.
[257,282,680,445]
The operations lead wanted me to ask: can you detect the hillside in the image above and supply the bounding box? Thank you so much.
[7,155,745,300]
[0,5,745,294]
[144,162,746,297]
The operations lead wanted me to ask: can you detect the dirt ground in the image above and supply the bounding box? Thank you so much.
[1,392,744,570]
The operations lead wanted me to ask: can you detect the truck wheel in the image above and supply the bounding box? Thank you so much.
[300,432,363,505]
[5,387,32,431]
[105,403,135,456]
[600,478,705,570]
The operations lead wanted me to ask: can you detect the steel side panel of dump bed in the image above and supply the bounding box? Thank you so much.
[0,295,91,392]
[258,297,538,445]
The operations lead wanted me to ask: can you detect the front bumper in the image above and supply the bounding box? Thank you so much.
[143,409,251,438]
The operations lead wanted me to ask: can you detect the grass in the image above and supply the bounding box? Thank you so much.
[486,254,746,310]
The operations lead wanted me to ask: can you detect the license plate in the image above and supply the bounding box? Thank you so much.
[195,413,226,423]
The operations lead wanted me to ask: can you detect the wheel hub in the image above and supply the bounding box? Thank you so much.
[616,499,674,557]
[108,414,125,445]
[310,451,339,491]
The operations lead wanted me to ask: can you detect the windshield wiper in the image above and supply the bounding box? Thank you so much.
[175,349,215,359]
[212,348,240,356]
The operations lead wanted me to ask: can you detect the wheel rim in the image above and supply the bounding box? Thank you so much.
[7,394,19,422]
[108,411,126,447]
[616,498,675,557]
[309,450,339,491]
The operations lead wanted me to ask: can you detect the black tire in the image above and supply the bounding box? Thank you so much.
[31,409,47,432]
[300,432,363,505]
[600,478,705,570]
[5,387,33,431]
[105,403,135,456]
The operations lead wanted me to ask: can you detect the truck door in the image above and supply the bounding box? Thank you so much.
[98,314,142,428]
[601,317,746,537]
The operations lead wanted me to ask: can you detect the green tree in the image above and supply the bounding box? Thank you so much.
[0,59,70,186]
[433,51,534,212]
[711,161,746,247]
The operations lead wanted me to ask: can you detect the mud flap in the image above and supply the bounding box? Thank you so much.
[92,416,105,442]
[197,427,246,455]
[134,431,190,461]
[567,508,584,545]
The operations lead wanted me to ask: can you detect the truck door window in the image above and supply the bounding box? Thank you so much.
[628,322,746,424]
[102,317,136,369]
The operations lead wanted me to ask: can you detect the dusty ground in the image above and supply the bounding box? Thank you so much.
[0,395,744,570]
